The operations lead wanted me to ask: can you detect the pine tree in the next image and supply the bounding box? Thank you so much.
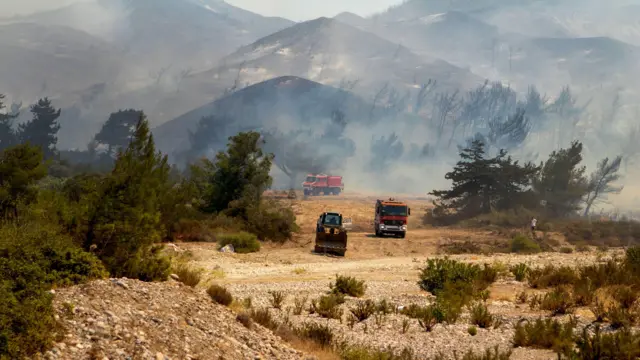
[19,98,61,158]
[533,141,588,217]
[93,109,142,157]
[0,94,18,151]
[583,156,623,216]
[85,112,171,280]
[0,143,48,218]
[429,140,539,223]
[196,131,273,216]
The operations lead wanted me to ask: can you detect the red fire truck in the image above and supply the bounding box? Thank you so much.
[374,198,411,238]
[302,174,344,196]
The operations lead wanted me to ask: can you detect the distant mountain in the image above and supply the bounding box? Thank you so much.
[180,17,483,107]
[7,0,294,72]
[358,0,640,93]
[152,75,420,158]
[0,22,121,103]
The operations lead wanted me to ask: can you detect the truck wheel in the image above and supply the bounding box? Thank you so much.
[400,232,406,239]
[332,188,340,195]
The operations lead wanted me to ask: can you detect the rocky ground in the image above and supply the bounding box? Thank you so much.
[44,278,305,360]
[40,195,637,359]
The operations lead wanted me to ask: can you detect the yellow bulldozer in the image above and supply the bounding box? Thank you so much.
[314,211,347,257]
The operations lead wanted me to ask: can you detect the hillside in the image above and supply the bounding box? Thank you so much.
[181,17,483,104]
[357,0,640,93]
[9,0,294,71]
[0,22,121,102]
[153,75,390,158]
[48,278,304,359]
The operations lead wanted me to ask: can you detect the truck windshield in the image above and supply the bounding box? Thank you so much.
[382,205,407,216]
[323,214,341,226]
[306,176,316,182]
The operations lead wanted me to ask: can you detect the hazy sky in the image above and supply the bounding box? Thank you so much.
[2,0,401,20]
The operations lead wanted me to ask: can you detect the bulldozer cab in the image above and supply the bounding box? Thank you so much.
[314,212,347,256]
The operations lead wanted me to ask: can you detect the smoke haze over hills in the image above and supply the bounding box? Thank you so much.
[2,0,640,211]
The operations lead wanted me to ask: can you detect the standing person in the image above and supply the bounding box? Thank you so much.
[530,217,537,234]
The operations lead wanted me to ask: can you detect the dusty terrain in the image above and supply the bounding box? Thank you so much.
[48,193,628,359]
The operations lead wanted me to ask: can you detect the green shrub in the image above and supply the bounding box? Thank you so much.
[330,275,366,297]
[122,245,171,282]
[562,220,640,247]
[312,294,344,320]
[604,303,637,329]
[540,286,575,316]
[469,302,494,328]
[0,223,107,359]
[510,263,529,282]
[527,265,578,289]
[417,304,445,332]
[269,291,286,309]
[560,246,573,254]
[455,346,512,360]
[297,322,334,348]
[512,317,576,354]
[510,234,541,254]
[441,241,483,254]
[249,308,277,330]
[350,300,376,322]
[207,284,233,306]
[625,246,640,273]
[293,295,307,315]
[468,326,478,336]
[243,199,300,243]
[573,325,640,360]
[611,285,638,309]
[173,263,202,287]
[418,258,481,294]
[217,232,261,254]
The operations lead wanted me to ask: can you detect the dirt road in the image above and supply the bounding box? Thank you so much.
[170,195,618,359]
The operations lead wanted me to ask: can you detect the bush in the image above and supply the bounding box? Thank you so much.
[350,300,376,322]
[527,265,578,289]
[269,291,286,309]
[207,284,233,306]
[510,234,541,254]
[510,263,529,282]
[298,322,334,348]
[293,295,307,315]
[560,246,573,254]
[512,317,576,354]
[0,223,107,359]
[418,258,496,304]
[611,285,638,309]
[217,232,261,254]
[625,246,640,273]
[312,294,344,320]
[330,275,366,297]
[173,263,202,287]
[469,302,494,328]
[573,325,640,359]
[122,245,171,282]
[249,308,277,330]
[418,304,445,332]
[440,241,483,254]
[562,220,640,248]
[468,326,478,336]
[243,199,299,243]
[418,258,481,294]
[540,286,575,316]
